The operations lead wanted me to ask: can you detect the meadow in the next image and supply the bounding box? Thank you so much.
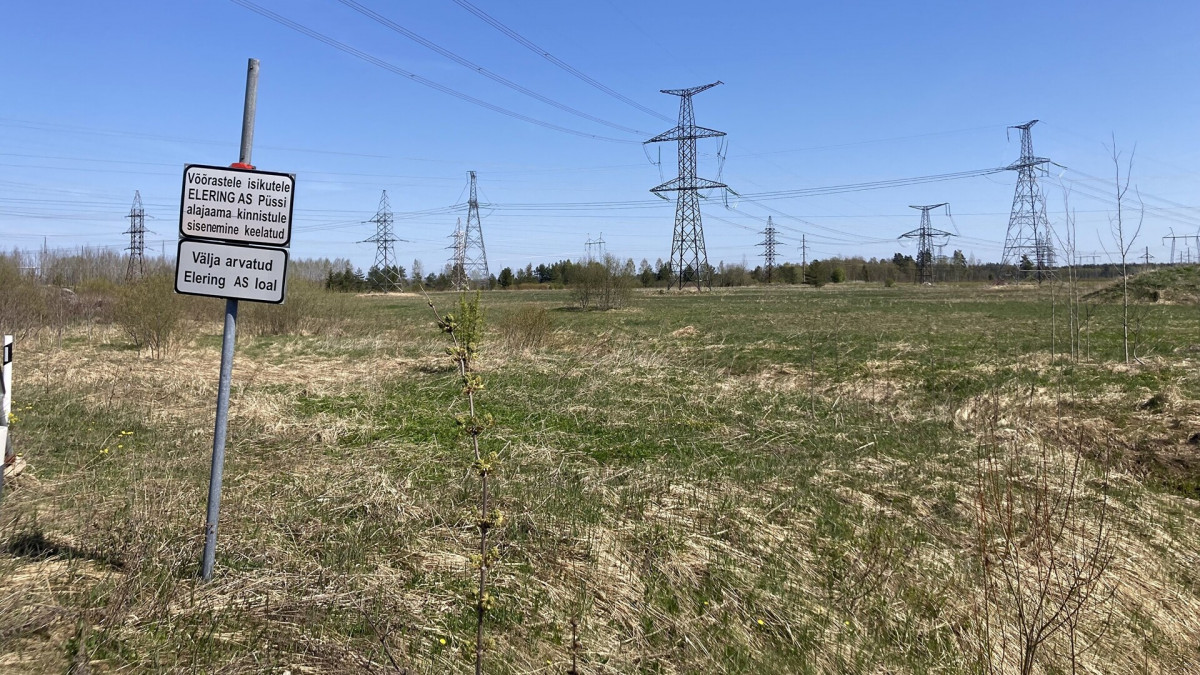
[2,278,1199,673]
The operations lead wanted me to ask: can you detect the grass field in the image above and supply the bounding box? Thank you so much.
[3,280,1200,673]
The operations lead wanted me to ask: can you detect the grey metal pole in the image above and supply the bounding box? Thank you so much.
[0,335,12,506]
[238,59,258,166]
[201,58,258,582]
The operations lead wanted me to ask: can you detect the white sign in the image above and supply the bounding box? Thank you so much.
[175,239,289,304]
[179,164,295,247]
[1,335,11,462]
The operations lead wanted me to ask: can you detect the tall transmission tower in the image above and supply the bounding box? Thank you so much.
[1000,120,1053,281]
[124,190,146,281]
[759,216,778,282]
[461,171,490,287]
[799,233,808,280]
[364,190,403,291]
[645,81,726,290]
[448,218,467,291]
[900,203,954,284]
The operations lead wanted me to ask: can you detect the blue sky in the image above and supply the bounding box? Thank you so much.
[3,1,1199,274]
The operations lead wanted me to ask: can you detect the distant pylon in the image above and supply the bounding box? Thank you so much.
[584,232,607,262]
[1001,120,1054,281]
[448,218,467,291]
[645,81,726,290]
[124,190,146,281]
[461,171,490,287]
[759,216,778,282]
[900,203,953,284]
[363,190,402,291]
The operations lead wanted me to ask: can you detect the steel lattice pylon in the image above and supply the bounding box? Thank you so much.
[1000,120,1054,281]
[461,171,490,287]
[364,190,403,291]
[899,203,953,285]
[124,190,146,281]
[447,218,467,291]
[645,82,726,290]
[759,216,777,282]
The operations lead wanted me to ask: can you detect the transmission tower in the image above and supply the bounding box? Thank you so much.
[1000,120,1054,281]
[759,216,778,282]
[461,171,490,287]
[584,232,607,262]
[900,203,954,285]
[363,190,402,291]
[645,81,726,290]
[124,190,146,281]
[447,218,467,291]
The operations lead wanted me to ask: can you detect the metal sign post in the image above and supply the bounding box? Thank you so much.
[198,57,277,581]
[0,335,12,504]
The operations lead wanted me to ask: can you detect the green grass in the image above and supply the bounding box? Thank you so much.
[2,282,1200,673]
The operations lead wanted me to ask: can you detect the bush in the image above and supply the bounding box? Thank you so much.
[0,254,49,339]
[242,279,362,337]
[114,274,181,358]
[570,254,633,310]
[497,305,551,351]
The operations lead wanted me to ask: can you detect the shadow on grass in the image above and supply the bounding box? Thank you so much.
[7,529,124,570]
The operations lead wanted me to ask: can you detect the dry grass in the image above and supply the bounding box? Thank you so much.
[2,286,1199,672]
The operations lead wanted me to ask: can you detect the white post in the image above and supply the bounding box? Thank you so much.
[1,335,12,501]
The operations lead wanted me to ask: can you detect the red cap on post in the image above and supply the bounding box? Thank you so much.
[229,162,255,170]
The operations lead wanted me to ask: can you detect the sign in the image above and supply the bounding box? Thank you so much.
[179,164,295,247]
[175,239,288,304]
[1,335,11,465]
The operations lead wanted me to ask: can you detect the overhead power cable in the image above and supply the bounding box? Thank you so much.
[228,0,638,143]
[450,0,673,123]
[336,0,647,136]
[740,167,1008,201]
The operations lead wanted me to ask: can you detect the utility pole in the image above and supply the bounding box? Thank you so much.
[645,82,726,290]
[461,171,490,287]
[1143,247,1153,267]
[900,203,953,285]
[124,191,146,281]
[1000,120,1054,282]
[758,216,778,282]
[448,218,467,291]
[363,190,402,291]
[1162,234,1197,265]
[800,233,808,281]
[583,232,606,262]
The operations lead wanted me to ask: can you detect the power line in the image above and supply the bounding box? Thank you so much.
[227,0,638,144]
[336,0,647,136]
[450,0,673,124]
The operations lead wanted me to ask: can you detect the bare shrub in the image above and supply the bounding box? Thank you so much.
[973,400,1116,675]
[0,254,49,339]
[497,305,551,351]
[114,274,181,358]
[571,254,632,310]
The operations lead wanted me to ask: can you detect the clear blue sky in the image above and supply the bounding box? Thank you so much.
[3,0,1198,274]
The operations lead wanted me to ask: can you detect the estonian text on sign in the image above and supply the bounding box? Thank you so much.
[179,164,295,247]
[175,239,289,304]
